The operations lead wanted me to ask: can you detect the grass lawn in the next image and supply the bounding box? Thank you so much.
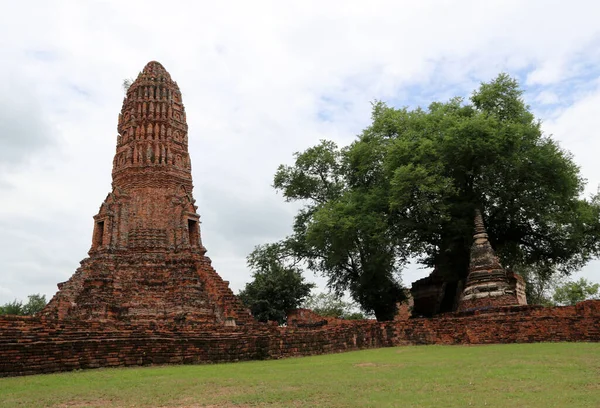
[1,342,599,407]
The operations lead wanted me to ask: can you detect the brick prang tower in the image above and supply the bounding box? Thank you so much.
[43,61,252,324]
[457,210,526,311]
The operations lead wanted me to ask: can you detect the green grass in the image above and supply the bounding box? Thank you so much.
[1,343,599,407]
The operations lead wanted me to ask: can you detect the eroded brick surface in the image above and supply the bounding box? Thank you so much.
[458,210,525,311]
[1,301,598,377]
[41,61,251,325]
[413,211,527,316]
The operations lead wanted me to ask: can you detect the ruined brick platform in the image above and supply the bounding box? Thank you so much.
[2,300,599,377]
[42,61,251,325]
[412,210,527,316]
[457,210,526,311]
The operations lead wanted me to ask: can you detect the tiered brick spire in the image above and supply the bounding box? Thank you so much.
[100,61,202,253]
[457,210,522,311]
[43,62,251,324]
[113,61,192,192]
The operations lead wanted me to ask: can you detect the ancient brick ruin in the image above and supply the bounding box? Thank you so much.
[0,61,597,378]
[412,210,527,316]
[42,61,251,325]
[410,269,458,317]
[1,301,598,377]
[457,210,527,311]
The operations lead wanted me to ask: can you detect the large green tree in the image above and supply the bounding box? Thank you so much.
[269,74,600,320]
[274,141,407,321]
[238,243,315,324]
[361,74,600,283]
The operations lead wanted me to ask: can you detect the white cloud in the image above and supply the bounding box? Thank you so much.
[527,62,565,86]
[543,84,600,197]
[1,0,600,304]
[535,90,560,105]
[0,73,55,173]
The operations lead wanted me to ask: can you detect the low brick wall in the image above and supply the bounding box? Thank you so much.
[396,301,600,345]
[1,301,598,377]
[0,318,394,377]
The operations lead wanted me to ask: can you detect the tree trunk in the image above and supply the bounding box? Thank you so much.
[373,303,398,321]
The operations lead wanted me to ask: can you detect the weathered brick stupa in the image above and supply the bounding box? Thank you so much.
[411,210,527,316]
[457,210,527,311]
[43,61,252,324]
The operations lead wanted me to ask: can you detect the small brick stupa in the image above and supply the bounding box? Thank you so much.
[457,210,526,312]
[43,61,252,325]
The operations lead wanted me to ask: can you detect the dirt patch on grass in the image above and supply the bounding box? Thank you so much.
[156,393,262,408]
[354,362,377,367]
[58,401,115,408]
[166,403,304,408]
[353,362,405,368]
[169,405,253,408]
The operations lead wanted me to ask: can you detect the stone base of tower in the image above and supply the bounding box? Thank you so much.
[458,287,520,312]
[411,272,464,317]
[42,251,253,325]
[457,264,520,312]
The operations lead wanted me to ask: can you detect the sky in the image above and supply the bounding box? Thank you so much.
[1,0,600,304]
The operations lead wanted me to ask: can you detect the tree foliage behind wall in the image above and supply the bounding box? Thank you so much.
[0,294,47,316]
[552,278,600,306]
[303,292,366,320]
[238,243,315,324]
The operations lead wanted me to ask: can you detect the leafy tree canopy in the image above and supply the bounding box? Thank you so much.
[552,278,599,306]
[274,140,407,321]
[518,266,564,306]
[0,294,47,316]
[268,74,600,321]
[362,74,599,280]
[303,292,366,320]
[0,300,24,316]
[22,294,47,316]
[238,243,315,324]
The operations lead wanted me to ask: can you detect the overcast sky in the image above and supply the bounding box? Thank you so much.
[1,0,599,304]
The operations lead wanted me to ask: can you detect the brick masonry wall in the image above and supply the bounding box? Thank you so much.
[1,300,598,377]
